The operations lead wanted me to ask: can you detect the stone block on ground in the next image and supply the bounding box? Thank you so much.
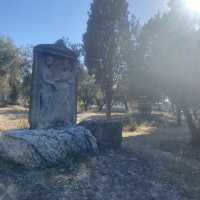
[0,126,97,168]
[79,120,122,150]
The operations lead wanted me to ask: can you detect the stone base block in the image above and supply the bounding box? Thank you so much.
[0,126,97,168]
[79,120,122,150]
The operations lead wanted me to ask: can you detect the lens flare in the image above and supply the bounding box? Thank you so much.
[184,0,200,14]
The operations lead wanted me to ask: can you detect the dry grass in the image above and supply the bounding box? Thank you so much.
[123,123,157,138]
[0,106,157,149]
[0,106,125,131]
[0,105,28,131]
[16,119,29,129]
[77,111,124,123]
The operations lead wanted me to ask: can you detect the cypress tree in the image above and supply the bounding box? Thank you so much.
[83,0,131,119]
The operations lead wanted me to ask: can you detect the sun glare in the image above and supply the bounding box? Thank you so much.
[184,0,200,14]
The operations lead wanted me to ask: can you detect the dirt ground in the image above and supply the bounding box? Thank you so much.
[0,105,124,131]
[0,106,200,200]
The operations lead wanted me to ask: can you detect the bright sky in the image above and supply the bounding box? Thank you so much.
[0,0,169,47]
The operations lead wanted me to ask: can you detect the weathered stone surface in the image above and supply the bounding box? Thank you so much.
[0,126,97,168]
[29,40,78,129]
[79,120,122,150]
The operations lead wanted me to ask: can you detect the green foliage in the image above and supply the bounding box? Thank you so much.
[129,14,162,102]
[113,14,140,111]
[83,0,132,118]
[94,87,105,112]
[78,67,97,111]
[134,0,200,142]
[0,36,24,104]
[0,37,19,75]
[19,45,33,106]
[64,38,83,59]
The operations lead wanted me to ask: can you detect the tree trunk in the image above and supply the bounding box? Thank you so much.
[124,100,129,112]
[184,107,200,145]
[105,89,112,120]
[172,104,176,113]
[193,110,198,120]
[84,104,88,112]
[96,99,104,112]
[176,107,182,126]
[97,103,104,112]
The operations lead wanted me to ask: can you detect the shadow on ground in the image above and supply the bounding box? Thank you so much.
[0,123,199,200]
[124,124,200,162]
[0,106,200,199]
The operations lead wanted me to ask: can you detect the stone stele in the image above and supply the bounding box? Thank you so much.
[0,40,98,168]
[29,40,78,129]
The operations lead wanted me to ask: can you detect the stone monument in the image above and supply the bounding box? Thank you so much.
[0,40,98,168]
[30,40,77,129]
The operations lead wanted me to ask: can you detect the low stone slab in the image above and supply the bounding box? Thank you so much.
[79,120,122,150]
[0,126,97,168]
